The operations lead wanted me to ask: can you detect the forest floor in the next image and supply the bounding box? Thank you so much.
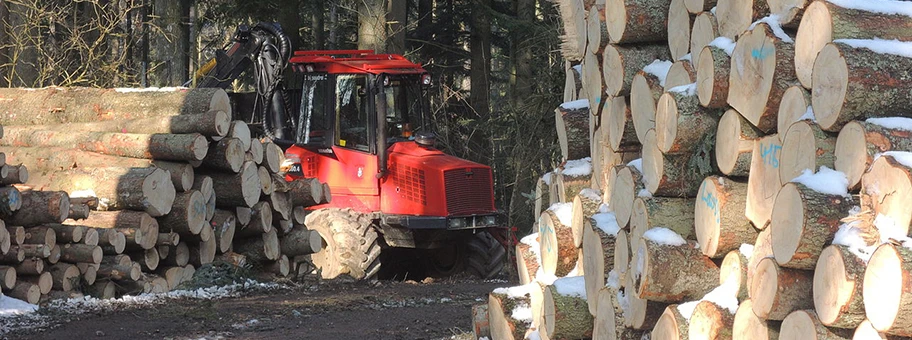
[2,274,506,340]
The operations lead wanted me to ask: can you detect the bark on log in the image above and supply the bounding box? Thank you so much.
[538,209,578,277]
[652,305,690,340]
[6,190,69,226]
[605,0,672,43]
[98,262,141,281]
[634,237,720,302]
[795,1,912,89]
[610,165,644,228]
[70,197,99,209]
[7,226,24,246]
[19,244,51,259]
[287,178,323,207]
[59,244,102,264]
[488,289,533,340]
[695,176,756,258]
[472,304,492,340]
[0,187,21,217]
[863,243,912,336]
[269,191,292,221]
[192,175,214,201]
[814,245,867,329]
[716,109,761,176]
[99,229,127,254]
[715,0,770,39]
[45,224,83,244]
[780,310,852,340]
[279,227,322,257]
[48,263,80,291]
[0,245,25,263]
[202,137,245,173]
[543,277,594,339]
[862,155,912,236]
[35,167,174,217]
[6,281,39,304]
[626,273,669,329]
[189,233,217,267]
[516,236,540,286]
[656,90,722,154]
[66,211,159,250]
[836,121,912,191]
[67,204,90,220]
[0,87,231,125]
[689,300,736,339]
[0,129,209,162]
[642,128,716,197]
[23,226,56,248]
[130,247,160,272]
[631,196,696,240]
[210,161,260,208]
[16,258,44,276]
[0,164,28,185]
[771,182,854,269]
[728,23,795,134]
[631,70,665,143]
[751,257,815,320]
[812,42,912,132]
[0,266,15,289]
[746,135,782,229]
[77,263,98,285]
[555,105,591,161]
[234,229,280,262]
[19,272,52,295]
[157,232,180,247]
[0,224,9,255]
[238,201,273,238]
[161,242,189,267]
[733,299,781,340]
[686,0,718,13]
[665,60,697,91]
[604,44,672,96]
[211,210,237,254]
[157,190,207,236]
[780,120,837,182]
[668,0,694,60]
[690,12,719,59]
[582,221,616,315]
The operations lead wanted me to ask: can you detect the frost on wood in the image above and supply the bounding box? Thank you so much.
[828,0,912,17]
[643,60,674,87]
[834,38,912,58]
[709,37,736,56]
[547,202,574,226]
[867,117,912,132]
[562,157,592,177]
[554,276,587,299]
[643,227,687,246]
[790,166,849,197]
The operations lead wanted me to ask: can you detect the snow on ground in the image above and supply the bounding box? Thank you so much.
[643,60,673,87]
[562,158,592,177]
[828,0,912,17]
[748,15,793,43]
[643,227,687,246]
[709,37,736,56]
[867,117,912,132]
[834,38,912,58]
[560,99,589,110]
[790,166,849,197]
[593,211,620,236]
[0,295,38,317]
[668,83,697,96]
[739,244,754,259]
[553,276,587,299]
[548,202,574,226]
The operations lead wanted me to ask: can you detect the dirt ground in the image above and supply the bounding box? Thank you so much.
[6,276,506,340]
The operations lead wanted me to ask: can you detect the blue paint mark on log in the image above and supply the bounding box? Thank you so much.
[751,46,774,61]
[760,142,782,169]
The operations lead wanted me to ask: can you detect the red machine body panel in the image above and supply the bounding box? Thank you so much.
[286,145,381,212]
[289,50,427,76]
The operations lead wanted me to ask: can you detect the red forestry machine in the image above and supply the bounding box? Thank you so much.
[193,23,510,280]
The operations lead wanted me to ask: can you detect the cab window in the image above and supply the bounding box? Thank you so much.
[335,74,370,152]
[297,74,329,146]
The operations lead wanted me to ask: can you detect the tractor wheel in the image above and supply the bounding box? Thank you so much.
[304,208,382,280]
[465,231,507,280]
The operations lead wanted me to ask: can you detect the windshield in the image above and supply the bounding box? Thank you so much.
[384,76,429,142]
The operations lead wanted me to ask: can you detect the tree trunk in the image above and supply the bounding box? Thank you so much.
[269,191,292,221]
[156,266,185,290]
[97,262,141,281]
[237,201,273,238]
[234,229,280,262]
[0,128,209,162]
[556,0,587,60]
[68,203,90,220]
[768,0,808,28]
[554,170,591,204]
[605,0,672,43]
[690,12,719,59]
[733,299,781,339]
[652,305,690,340]
[626,272,669,329]
[689,300,735,339]
[488,289,533,340]
[728,23,795,134]
[210,161,260,208]
[262,141,284,173]
[665,60,697,91]
[715,0,769,39]
[161,242,189,267]
[7,225,23,246]
[667,0,693,60]
[0,265,15,289]
[539,209,578,277]
[771,183,855,269]
[795,0,912,89]
[697,45,733,109]
[609,165,643,228]
[6,190,69,226]
[780,120,837,182]
[7,281,39,304]
[469,0,492,165]
[695,176,756,258]
[188,234,216,267]
[20,272,52,295]
[780,310,852,340]
[34,167,175,217]
[642,129,716,197]
[814,245,866,329]
[48,263,80,291]
[15,258,43,276]
[98,229,126,254]
[148,0,190,86]
[631,197,696,240]
[634,238,720,302]
[543,277,594,339]
[571,191,602,249]
[716,109,760,176]
[587,6,609,55]
[280,227,322,257]
[813,42,912,132]
[656,91,722,155]
[862,155,912,236]
[720,250,750,301]
[0,87,230,125]
[746,135,782,229]
[555,105,591,161]
[603,44,671,96]
[750,257,814,320]
[131,247,160,272]
[19,244,51,259]
[631,70,665,143]
[836,121,912,191]
[583,222,616,315]
[287,178,323,207]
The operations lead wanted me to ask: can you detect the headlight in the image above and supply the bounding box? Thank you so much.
[484,216,497,226]
[448,218,466,229]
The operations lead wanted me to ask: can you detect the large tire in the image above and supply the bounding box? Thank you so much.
[305,208,381,280]
[466,231,507,280]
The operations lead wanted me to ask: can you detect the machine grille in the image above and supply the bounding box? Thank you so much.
[304,156,316,177]
[392,165,427,205]
[444,167,495,215]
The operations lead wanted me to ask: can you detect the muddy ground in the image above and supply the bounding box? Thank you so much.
[5,276,506,340]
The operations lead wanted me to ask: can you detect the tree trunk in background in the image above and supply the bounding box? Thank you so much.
[0,1,9,88]
[7,2,38,87]
[311,0,325,50]
[358,0,387,52]
[470,0,493,164]
[276,0,302,51]
[328,2,339,49]
[513,0,535,107]
[149,0,189,86]
[386,0,407,54]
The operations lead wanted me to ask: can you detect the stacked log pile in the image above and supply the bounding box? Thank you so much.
[0,87,328,302]
[484,0,912,339]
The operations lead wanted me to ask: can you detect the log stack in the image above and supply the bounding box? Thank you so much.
[0,87,329,303]
[488,0,912,339]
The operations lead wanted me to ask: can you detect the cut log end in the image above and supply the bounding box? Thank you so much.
[810,43,848,131]
[834,121,867,190]
[814,245,865,328]
[794,0,833,88]
[863,244,906,334]
[733,299,779,340]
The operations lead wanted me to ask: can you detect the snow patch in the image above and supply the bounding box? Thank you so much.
[493,285,531,299]
[553,276,587,299]
[547,202,574,226]
[790,166,850,197]
[616,290,630,314]
[627,158,643,173]
[799,106,815,121]
[579,188,602,202]
[643,60,673,87]
[572,64,583,74]
[606,269,620,289]
[593,212,620,236]
[874,214,912,246]
[114,87,188,93]
[748,15,794,43]
[560,99,590,110]
[834,38,912,59]
[643,227,687,246]
[833,222,876,262]
[709,37,736,56]
[881,151,912,169]
[710,6,717,14]
[69,189,97,198]
[678,300,701,320]
[678,53,692,62]
[562,157,592,177]
[0,295,38,317]
[541,172,553,186]
[599,203,610,214]
[739,244,754,259]
[637,189,653,198]
[867,117,912,132]
[701,273,740,314]
[828,0,912,17]
[668,83,697,96]
[512,304,533,322]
